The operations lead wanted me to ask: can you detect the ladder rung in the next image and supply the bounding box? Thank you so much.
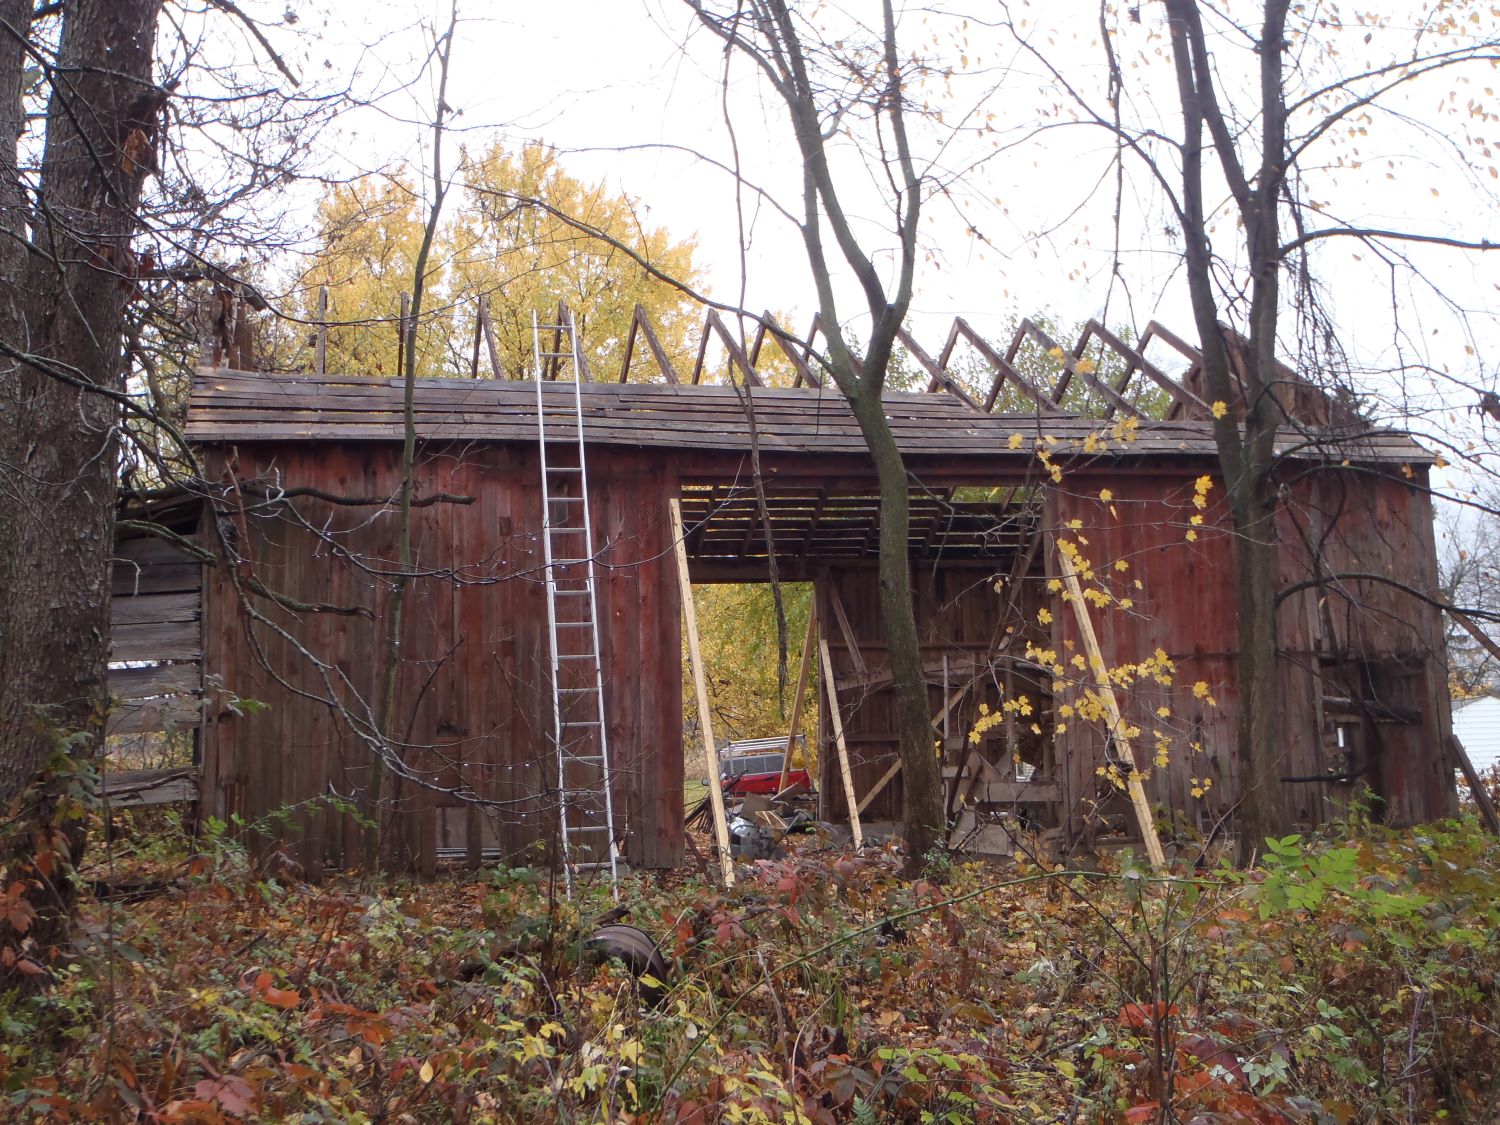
[563,824,611,833]
[537,323,570,331]
[548,526,587,533]
[562,719,602,727]
[555,621,592,628]
[553,558,590,565]
[557,654,595,661]
[548,466,583,474]
[552,589,591,597]
[549,496,585,502]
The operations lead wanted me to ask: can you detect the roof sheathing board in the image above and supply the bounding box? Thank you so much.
[185,369,1433,466]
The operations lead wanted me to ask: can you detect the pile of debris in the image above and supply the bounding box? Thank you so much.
[686,788,817,861]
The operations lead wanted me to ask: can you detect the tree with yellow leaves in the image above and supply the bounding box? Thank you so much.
[292,143,702,381]
[451,142,702,379]
[296,175,446,378]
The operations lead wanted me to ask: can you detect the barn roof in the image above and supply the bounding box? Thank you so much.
[186,369,1431,467]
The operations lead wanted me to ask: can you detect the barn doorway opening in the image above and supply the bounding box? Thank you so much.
[676,482,1059,854]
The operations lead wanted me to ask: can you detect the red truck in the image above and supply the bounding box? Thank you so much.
[719,736,811,797]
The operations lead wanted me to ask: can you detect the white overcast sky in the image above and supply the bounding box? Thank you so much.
[244,0,1500,468]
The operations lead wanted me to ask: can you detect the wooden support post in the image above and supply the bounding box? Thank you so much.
[857,757,903,817]
[852,676,974,817]
[777,609,818,795]
[315,285,328,376]
[827,583,868,678]
[479,295,502,378]
[397,292,411,378]
[1057,544,1167,874]
[469,295,484,378]
[946,750,989,848]
[669,498,735,887]
[1447,734,1500,837]
[1434,604,1500,835]
[818,632,864,850]
[1447,602,1500,666]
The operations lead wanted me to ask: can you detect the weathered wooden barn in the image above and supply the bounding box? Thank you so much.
[108,311,1458,874]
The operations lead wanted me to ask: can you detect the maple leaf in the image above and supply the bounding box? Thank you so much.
[195,1074,258,1115]
[251,971,301,1009]
[3,882,37,935]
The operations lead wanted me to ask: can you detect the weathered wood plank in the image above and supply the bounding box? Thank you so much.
[114,535,199,565]
[185,372,1428,467]
[108,694,201,735]
[978,781,1061,804]
[101,768,199,807]
[111,620,201,662]
[110,591,200,627]
[109,663,200,699]
[112,561,201,596]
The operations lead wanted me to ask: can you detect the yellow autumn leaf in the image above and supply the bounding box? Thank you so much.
[1211,400,1229,419]
[420,1060,435,1084]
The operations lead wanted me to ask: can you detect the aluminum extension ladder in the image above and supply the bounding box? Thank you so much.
[533,309,620,898]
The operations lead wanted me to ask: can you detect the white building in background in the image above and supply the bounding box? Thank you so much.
[1451,695,1500,774]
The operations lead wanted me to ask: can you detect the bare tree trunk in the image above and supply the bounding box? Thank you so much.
[0,0,164,987]
[1165,0,1292,861]
[371,5,458,869]
[849,394,943,863]
[0,0,26,245]
[684,0,945,873]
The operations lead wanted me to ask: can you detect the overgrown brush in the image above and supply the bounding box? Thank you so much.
[2,813,1497,1122]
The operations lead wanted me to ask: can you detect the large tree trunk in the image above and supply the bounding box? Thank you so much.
[1165,0,1293,863]
[1229,479,1288,861]
[0,0,163,987]
[850,394,945,869]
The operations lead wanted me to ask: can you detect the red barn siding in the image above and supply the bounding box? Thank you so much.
[199,442,682,873]
[1049,473,1242,839]
[1051,465,1455,841]
[1276,467,1455,825]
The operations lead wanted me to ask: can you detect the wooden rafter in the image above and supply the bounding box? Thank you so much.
[1114,321,1210,416]
[749,311,820,388]
[938,317,1058,414]
[619,302,681,384]
[1012,319,1150,421]
[691,309,766,388]
[895,326,985,413]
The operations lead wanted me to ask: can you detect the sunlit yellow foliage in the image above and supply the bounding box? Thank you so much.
[293,143,702,381]
[450,143,702,380]
[683,583,817,767]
